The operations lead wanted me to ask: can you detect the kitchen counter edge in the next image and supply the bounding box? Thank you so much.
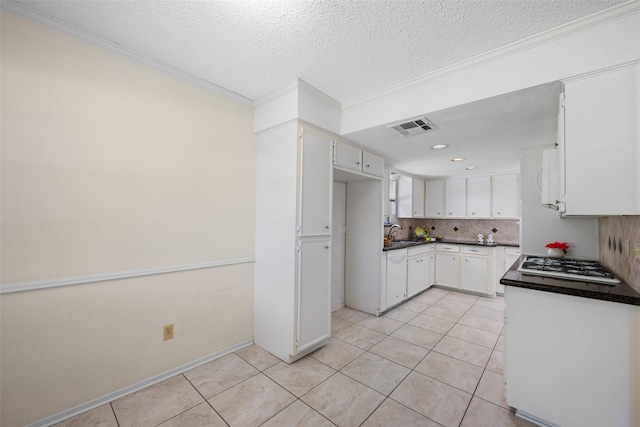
[383,239,519,251]
[500,256,640,306]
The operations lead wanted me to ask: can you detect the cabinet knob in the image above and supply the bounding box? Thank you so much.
[356,161,360,165]
[325,225,330,229]
[497,211,501,214]
[324,245,329,249]
[472,212,475,215]
[366,164,370,167]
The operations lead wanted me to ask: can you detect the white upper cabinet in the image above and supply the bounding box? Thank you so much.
[300,131,333,237]
[333,140,384,178]
[425,180,445,218]
[562,64,640,215]
[445,178,466,218]
[397,176,425,218]
[333,141,361,173]
[492,174,519,218]
[466,176,491,218]
[363,151,384,177]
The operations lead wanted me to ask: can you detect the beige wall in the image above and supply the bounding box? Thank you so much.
[1,11,256,427]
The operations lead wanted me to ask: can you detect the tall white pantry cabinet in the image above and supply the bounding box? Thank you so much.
[254,121,333,363]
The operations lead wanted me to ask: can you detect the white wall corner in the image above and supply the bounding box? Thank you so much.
[297,79,341,134]
[253,80,300,133]
[254,79,341,134]
[0,2,253,107]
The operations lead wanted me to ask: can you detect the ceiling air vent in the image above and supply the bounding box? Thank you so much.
[387,117,437,137]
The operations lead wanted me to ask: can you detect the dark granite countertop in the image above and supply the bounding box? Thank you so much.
[501,256,640,306]
[383,239,519,251]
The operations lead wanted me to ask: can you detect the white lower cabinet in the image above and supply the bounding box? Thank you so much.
[435,244,495,296]
[436,245,461,288]
[297,238,331,352]
[505,287,640,427]
[407,246,431,297]
[495,247,521,295]
[386,249,407,308]
[461,247,490,293]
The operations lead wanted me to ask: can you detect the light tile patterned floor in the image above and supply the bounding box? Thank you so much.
[54,288,536,427]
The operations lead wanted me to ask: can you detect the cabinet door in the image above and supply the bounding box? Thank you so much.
[428,247,435,288]
[564,65,640,215]
[407,248,429,297]
[436,253,460,288]
[407,257,422,297]
[492,174,519,218]
[296,238,331,352]
[386,250,407,307]
[445,178,466,218]
[363,151,384,177]
[498,248,521,295]
[467,176,491,217]
[396,176,413,218]
[462,256,489,293]
[333,141,362,173]
[300,131,332,236]
[426,180,445,217]
[412,178,425,217]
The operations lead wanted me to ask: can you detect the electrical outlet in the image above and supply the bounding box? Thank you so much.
[163,324,174,341]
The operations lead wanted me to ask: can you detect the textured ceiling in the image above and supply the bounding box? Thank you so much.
[5,0,629,177]
[9,0,625,103]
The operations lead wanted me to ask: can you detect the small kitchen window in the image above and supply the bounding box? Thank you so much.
[389,171,398,223]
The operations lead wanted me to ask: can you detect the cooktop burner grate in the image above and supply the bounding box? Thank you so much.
[517,256,621,285]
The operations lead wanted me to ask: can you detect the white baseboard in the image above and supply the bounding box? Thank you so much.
[26,339,254,427]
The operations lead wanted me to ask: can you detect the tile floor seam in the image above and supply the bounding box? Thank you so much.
[177,373,230,427]
[107,403,120,427]
[339,352,413,398]
[383,396,447,427]
[256,399,337,427]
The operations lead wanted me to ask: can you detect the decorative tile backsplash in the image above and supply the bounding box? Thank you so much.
[387,218,520,245]
[599,216,640,293]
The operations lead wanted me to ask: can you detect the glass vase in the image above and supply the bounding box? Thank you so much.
[547,248,565,259]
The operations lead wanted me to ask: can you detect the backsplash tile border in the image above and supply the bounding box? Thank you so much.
[387,218,520,246]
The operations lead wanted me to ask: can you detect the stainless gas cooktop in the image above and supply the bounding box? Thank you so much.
[517,256,621,285]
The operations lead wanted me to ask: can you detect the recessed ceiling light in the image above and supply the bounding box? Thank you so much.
[451,157,465,162]
[465,166,477,170]
[431,144,448,150]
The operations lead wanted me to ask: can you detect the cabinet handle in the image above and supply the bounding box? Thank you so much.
[325,245,329,249]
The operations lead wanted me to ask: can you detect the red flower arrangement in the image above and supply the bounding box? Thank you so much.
[546,241,569,253]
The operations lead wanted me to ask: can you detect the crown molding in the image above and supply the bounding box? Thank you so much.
[342,0,640,111]
[1,1,253,106]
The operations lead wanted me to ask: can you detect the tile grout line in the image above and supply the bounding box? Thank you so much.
[330,290,498,426]
[179,373,231,427]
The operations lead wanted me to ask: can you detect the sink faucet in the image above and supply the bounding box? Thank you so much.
[388,224,402,241]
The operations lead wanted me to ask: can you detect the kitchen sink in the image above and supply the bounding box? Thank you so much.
[392,240,419,245]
